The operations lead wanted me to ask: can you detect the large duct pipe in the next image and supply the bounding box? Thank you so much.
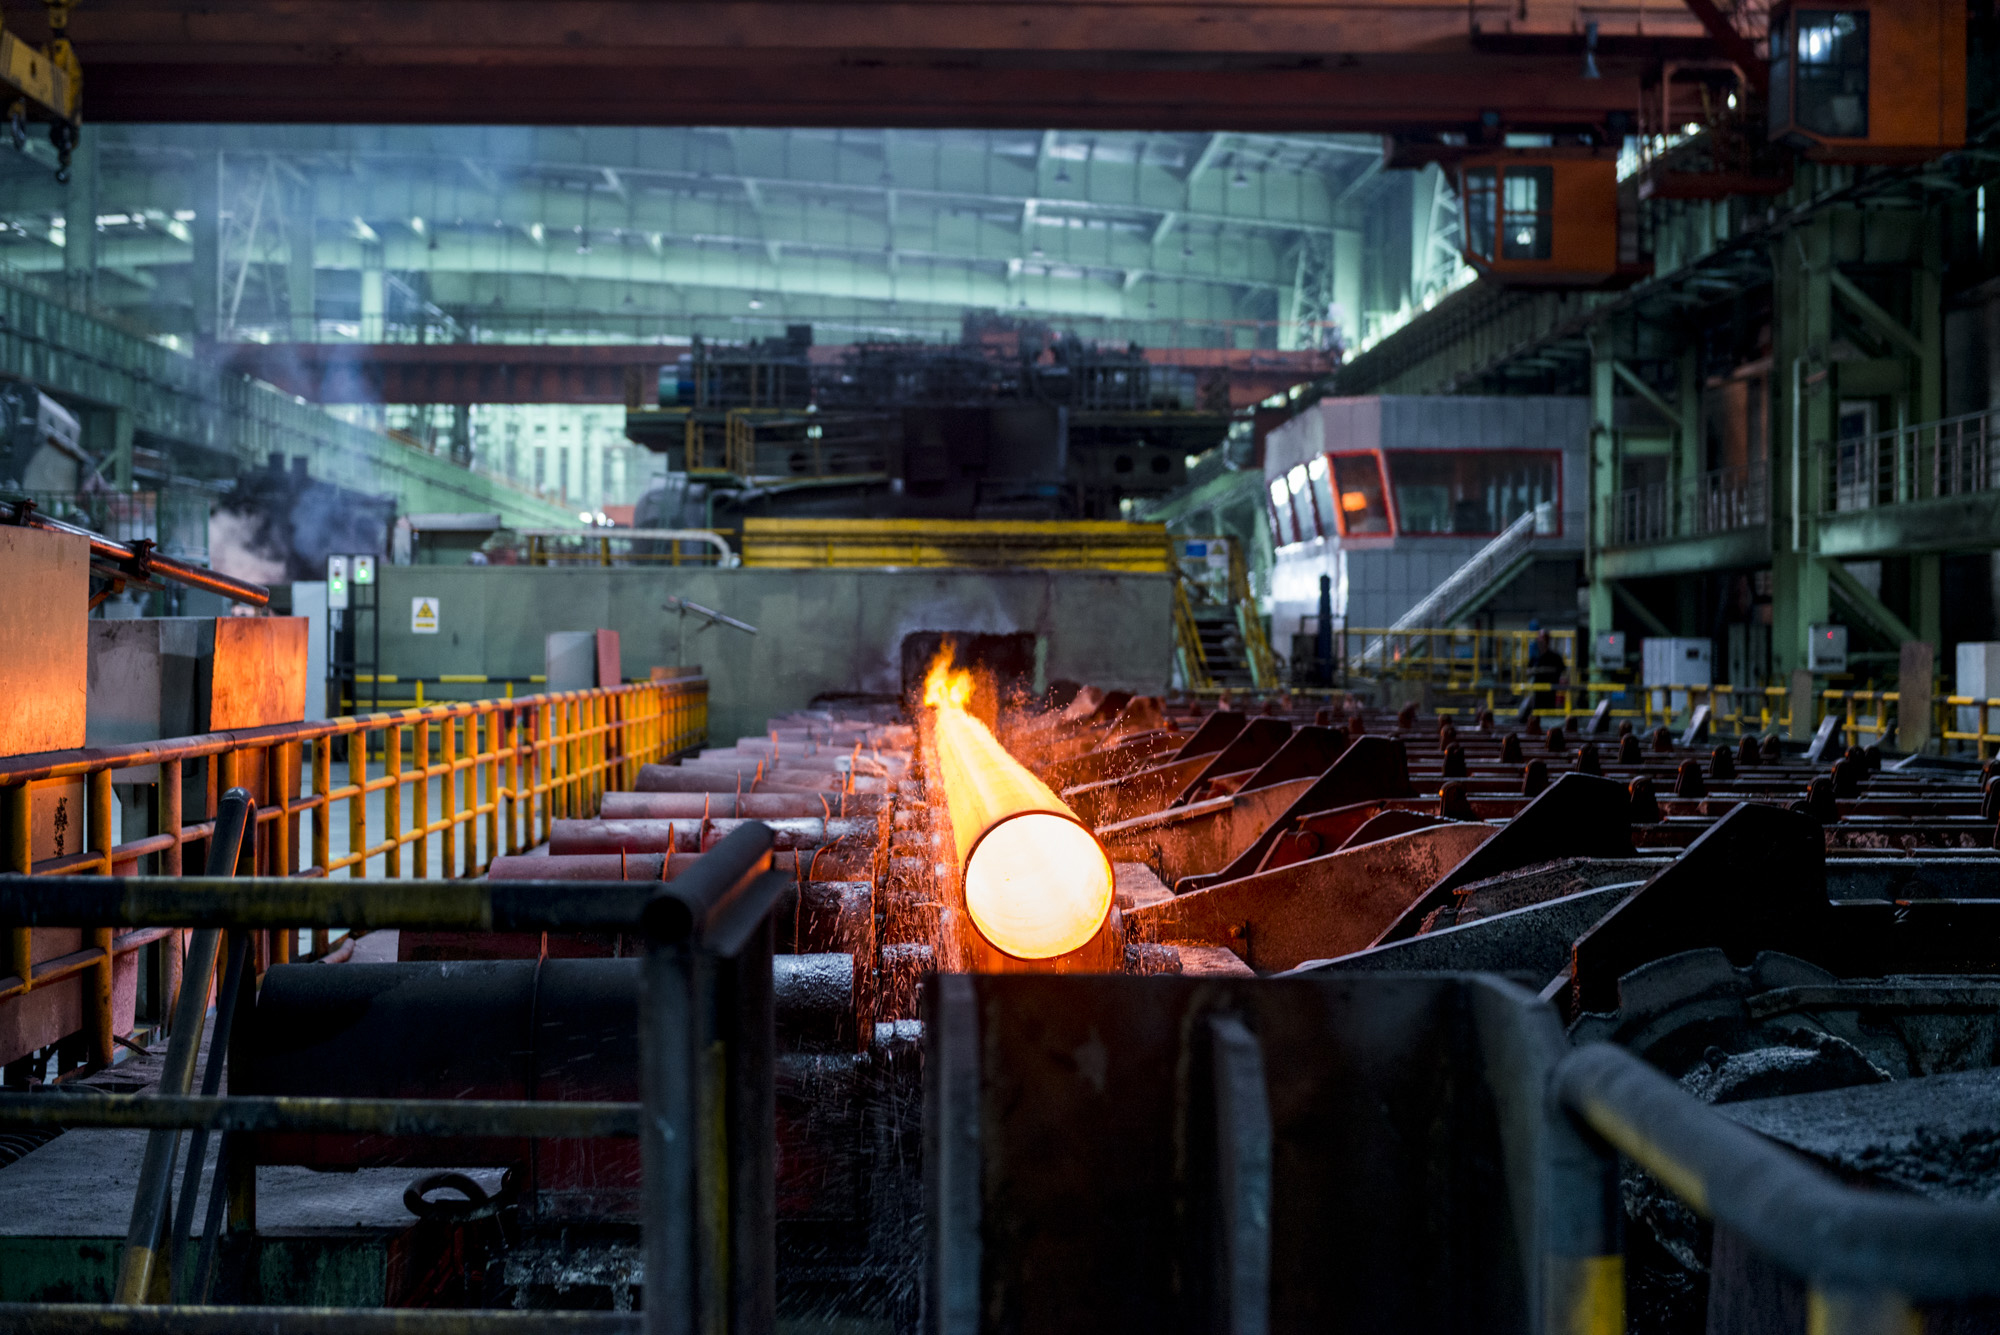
[926,672,1117,966]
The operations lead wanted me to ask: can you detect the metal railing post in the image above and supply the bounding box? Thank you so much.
[641,822,779,1335]
[112,787,253,1305]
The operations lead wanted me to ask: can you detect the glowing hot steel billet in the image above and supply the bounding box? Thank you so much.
[924,660,1114,961]
[963,811,1114,959]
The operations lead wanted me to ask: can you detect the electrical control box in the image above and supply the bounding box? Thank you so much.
[1807,623,1849,673]
[1592,630,1627,671]
[1642,636,1712,713]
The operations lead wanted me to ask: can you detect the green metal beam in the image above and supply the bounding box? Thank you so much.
[1827,269,1925,360]
[1609,358,1683,433]
[1822,558,1918,646]
[1611,581,1673,637]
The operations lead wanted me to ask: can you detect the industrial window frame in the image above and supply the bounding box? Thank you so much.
[1462,167,1498,262]
[1791,9,1870,139]
[1286,462,1320,540]
[1327,451,1394,538]
[1306,455,1337,542]
[1382,448,1564,538]
[1498,167,1555,262]
[1267,476,1301,547]
[1460,164,1555,265]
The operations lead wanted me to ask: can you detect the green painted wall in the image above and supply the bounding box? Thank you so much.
[373,565,1174,743]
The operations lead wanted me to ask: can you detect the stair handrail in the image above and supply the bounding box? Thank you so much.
[1359,502,1550,671]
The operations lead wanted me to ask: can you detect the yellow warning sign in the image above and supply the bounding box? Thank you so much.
[411,596,440,634]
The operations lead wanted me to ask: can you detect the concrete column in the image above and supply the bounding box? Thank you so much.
[287,186,316,342]
[189,154,222,344]
[62,133,96,305]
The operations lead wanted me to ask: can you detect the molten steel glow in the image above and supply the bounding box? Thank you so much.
[923,658,976,710]
[923,652,1114,960]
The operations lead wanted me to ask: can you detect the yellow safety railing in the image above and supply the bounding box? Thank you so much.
[0,677,706,1071]
[1172,577,1213,691]
[1424,680,2000,759]
[521,532,731,567]
[1344,626,1580,691]
[1173,534,1281,690]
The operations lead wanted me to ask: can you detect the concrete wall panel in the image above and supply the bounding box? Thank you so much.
[377,566,1171,743]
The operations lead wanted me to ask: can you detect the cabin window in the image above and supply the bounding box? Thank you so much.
[1463,168,1497,261]
[1307,456,1336,539]
[1794,11,1869,138]
[1268,476,1299,545]
[1286,464,1317,538]
[1499,167,1555,261]
[1384,450,1561,536]
[1328,452,1392,536]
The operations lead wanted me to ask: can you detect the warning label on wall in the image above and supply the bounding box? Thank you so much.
[411,596,440,634]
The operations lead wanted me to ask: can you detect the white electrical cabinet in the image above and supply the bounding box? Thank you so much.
[1642,637,1712,713]
[1956,641,2000,740]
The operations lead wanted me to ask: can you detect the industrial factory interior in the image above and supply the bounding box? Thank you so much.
[2,2,1999,1332]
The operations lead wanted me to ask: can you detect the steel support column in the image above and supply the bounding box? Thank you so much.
[1587,352,1618,671]
[1770,215,1834,675]
[61,133,96,306]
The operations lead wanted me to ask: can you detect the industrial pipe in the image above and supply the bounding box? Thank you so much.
[0,497,271,607]
[925,663,1115,962]
[548,816,875,855]
[600,791,886,820]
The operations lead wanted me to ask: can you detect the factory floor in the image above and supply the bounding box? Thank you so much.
[0,938,503,1305]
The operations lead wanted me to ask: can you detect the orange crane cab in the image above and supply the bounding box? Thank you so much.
[1767,0,1965,162]
[1456,149,1624,287]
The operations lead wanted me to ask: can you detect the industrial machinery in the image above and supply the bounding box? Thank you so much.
[0,0,83,180]
[3,612,2000,1329]
[1457,148,1624,286]
[209,453,397,584]
[1766,0,1967,161]
[1263,394,1589,648]
[626,319,1228,527]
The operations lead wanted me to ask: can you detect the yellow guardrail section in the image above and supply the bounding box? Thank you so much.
[0,676,706,1071]
[1343,627,1581,689]
[739,518,1173,572]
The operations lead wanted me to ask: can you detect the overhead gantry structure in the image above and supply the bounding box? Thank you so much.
[16,0,1715,130]
[0,125,1405,355]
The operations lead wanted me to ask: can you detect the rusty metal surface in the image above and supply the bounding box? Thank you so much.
[208,616,309,730]
[938,971,1535,1334]
[0,527,89,758]
[1126,822,1493,971]
[1373,773,1638,945]
[1097,776,1317,884]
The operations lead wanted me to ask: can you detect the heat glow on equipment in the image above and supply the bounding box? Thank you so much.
[922,652,1115,959]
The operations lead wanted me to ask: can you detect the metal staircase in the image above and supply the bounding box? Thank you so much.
[1360,501,1552,665]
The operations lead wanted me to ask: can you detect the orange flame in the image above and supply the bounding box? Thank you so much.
[922,646,976,711]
